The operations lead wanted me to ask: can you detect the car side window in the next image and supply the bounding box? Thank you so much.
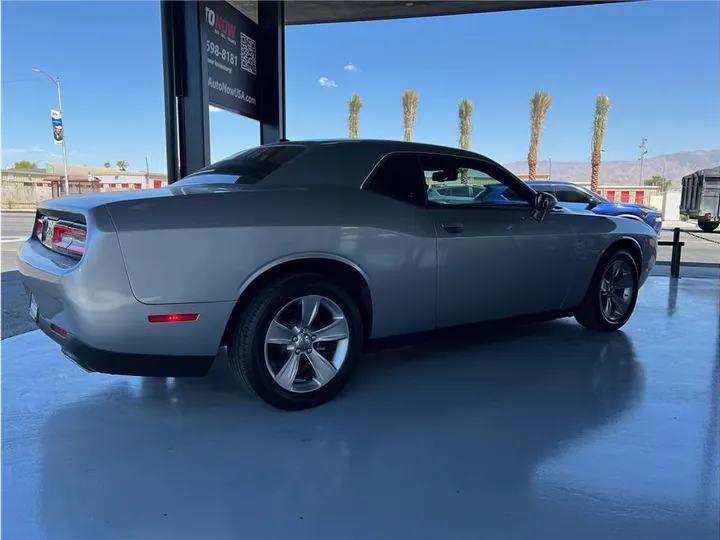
[500,187,526,201]
[366,154,426,206]
[555,186,592,204]
[423,154,532,208]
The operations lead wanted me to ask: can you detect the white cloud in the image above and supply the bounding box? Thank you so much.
[344,63,359,72]
[318,77,337,88]
[209,105,223,112]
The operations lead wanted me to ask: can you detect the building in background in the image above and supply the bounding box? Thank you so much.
[0,164,666,211]
[1,164,168,209]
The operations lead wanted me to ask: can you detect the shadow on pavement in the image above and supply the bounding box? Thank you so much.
[1,270,34,339]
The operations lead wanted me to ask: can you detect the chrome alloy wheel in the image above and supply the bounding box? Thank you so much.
[264,295,350,393]
[599,259,635,322]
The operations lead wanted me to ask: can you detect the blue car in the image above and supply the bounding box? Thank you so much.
[477,180,663,234]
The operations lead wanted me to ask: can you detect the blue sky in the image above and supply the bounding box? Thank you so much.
[2,0,718,173]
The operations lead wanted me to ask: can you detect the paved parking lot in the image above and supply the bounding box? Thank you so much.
[657,227,720,265]
[1,276,718,540]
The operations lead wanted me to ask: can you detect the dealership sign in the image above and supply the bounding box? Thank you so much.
[199,1,259,120]
[50,109,64,146]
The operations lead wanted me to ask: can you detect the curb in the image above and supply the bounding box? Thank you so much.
[654,261,720,269]
[1,209,37,214]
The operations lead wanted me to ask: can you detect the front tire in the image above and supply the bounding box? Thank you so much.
[574,249,639,332]
[227,273,364,410]
[698,220,719,233]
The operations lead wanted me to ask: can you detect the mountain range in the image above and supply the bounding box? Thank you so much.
[504,149,720,187]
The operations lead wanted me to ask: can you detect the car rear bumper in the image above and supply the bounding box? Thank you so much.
[33,307,216,377]
[18,236,236,375]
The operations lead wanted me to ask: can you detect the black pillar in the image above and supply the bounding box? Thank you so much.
[161,0,211,183]
[160,0,179,183]
[258,0,286,144]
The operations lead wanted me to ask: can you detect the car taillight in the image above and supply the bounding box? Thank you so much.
[35,219,43,238]
[52,224,86,258]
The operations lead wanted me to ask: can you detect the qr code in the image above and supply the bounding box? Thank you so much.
[240,33,257,75]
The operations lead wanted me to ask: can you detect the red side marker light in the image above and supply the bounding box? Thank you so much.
[148,313,199,323]
[50,323,68,337]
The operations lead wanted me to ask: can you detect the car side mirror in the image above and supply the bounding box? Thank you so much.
[533,192,557,221]
[586,199,599,210]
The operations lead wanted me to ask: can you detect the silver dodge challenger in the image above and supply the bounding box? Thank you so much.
[19,139,658,410]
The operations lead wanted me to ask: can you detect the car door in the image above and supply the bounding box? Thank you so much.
[421,154,578,328]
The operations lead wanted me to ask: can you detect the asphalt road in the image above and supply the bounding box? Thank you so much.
[1,212,34,242]
[2,211,718,339]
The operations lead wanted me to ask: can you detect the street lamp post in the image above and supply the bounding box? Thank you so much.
[548,157,552,180]
[32,68,70,197]
[638,137,648,186]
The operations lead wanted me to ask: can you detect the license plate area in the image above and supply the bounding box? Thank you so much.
[29,293,38,322]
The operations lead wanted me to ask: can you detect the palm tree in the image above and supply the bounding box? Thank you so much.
[103,162,111,168]
[402,90,419,142]
[458,98,473,184]
[347,94,363,139]
[527,90,552,180]
[116,160,129,171]
[590,95,611,193]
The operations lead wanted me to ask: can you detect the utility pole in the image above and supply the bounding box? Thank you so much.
[32,68,70,197]
[145,157,150,190]
[548,157,552,180]
[638,137,648,185]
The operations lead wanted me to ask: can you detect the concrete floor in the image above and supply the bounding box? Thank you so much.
[1,277,718,540]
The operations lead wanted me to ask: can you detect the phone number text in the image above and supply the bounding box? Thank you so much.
[206,40,238,67]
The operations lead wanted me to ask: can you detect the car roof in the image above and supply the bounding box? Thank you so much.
[263,138,483,159]
[256,139,514,190]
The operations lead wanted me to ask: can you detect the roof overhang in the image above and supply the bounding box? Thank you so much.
[228,0,637,25]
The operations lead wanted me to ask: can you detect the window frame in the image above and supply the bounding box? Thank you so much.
[552,184,593,204]
[420,154,537,210]
[362,150,540,211]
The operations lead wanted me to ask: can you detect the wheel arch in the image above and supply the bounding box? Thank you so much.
[616,214,645,223]
[221,254,374,346]
[602,236,644,275]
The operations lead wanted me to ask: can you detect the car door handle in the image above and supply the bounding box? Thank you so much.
[441,222,464,233]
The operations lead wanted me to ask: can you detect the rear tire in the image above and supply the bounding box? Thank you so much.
[574,249,639,332]
[698,220,719,233]
[227,273,364,410]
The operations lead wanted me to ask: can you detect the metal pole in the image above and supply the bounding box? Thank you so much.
[33,68,70,197]
[670,227,682,279]
[145,157,150,189]
[548,157,552,180]
[56,79,70,197]
[638,137,648,185]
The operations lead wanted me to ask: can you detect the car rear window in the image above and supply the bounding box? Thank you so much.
[173,145,306,186]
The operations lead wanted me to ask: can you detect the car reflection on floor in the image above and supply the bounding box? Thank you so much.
[35,322,646,540]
